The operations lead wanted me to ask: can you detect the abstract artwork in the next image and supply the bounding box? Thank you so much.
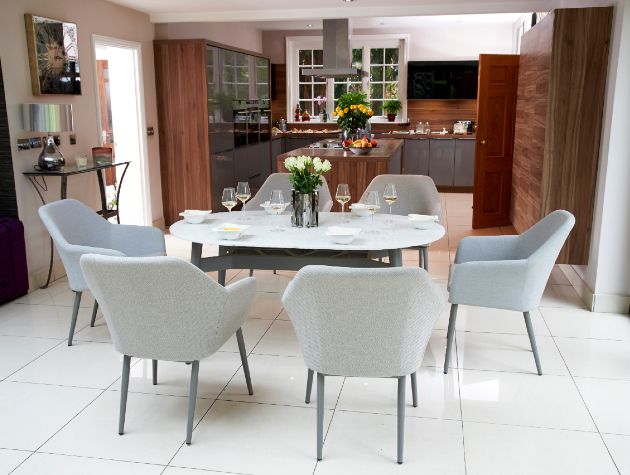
[24,14,81,95]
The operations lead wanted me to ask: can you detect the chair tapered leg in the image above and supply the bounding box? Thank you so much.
[273,269,277,275]
[317,373,325,461]
[397,376,406,464]
[418,249,423,268]
[523,311,543,375]
[68,291,82,346]
[152,360,158,385]
[444,304,458,374]
[249,269,254,277]
[186,360,200,445]
[119,355,131,435]
[421,247,429,271]
[90,301,99,327]
[236,328,254,395]
[410,372,418,407]
[305,369,314,403]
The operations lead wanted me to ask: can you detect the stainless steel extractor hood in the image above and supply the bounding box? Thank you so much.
[302,19,366,78]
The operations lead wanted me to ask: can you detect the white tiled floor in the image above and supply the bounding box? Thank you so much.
[1,193,629,474]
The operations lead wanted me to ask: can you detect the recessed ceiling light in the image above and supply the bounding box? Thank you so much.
[342,0,355,3]
[307,23,313,27]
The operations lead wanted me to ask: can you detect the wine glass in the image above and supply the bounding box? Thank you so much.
[365,190,380,234]
[336,184,350,223]
[236,181,251,221]
[383,183,398,224]
[269,189,286,232]
[222,187,237,215]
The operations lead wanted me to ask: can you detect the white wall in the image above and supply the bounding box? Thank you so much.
[585,0,630,311]
[0,0,162,286]
[155,23,263,54]
[262,22,515,64]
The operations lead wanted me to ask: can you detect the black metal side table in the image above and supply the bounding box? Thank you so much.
[24,161,131,288]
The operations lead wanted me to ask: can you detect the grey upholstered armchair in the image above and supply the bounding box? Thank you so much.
[243,173,334,212]
[444,210,575,376]
[80,254,256,445]
[282,265,443,464]
[360,174,442,270]
[38,199,166,345]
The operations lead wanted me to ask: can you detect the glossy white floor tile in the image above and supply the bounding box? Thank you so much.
[456,331,568,375]
[0,381,100,450]
[1,193,625,473]
[219,353,344,409]
[459,370,595,431]
[335,367,461,420]
[171,400,330,475]
[0,449,31,474]
[12,453,164,474]
[464,421,619,475]
[555,337,630,380]
[602,434,630,474]
[42,390,214,465]
[316,411,465,474]
[575,377,630,435]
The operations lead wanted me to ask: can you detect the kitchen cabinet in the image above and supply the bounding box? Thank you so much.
[285,137,314,151]
[271,138,284,172]
[428,138,455,186]
[154,39,271,223]
[454,138,475,186]
[402,139,430,175]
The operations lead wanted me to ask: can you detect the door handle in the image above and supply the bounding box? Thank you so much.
[479,139,487,145]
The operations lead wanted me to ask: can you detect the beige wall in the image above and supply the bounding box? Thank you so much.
[0,0,162,286]
[155,22,263,53]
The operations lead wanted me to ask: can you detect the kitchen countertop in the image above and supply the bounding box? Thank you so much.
[278,138,404,161]
[272,131,476,140]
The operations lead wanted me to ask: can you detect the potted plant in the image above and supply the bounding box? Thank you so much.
[383,99,402,122]
[283,155,332,228]
[335,92,374,146]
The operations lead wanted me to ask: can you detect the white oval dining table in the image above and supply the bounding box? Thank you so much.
[169,211,445,283]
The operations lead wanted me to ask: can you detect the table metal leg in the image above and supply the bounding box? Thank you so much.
[114,162,130,224]
[191,242,203,268]
[217,246,227,286]
[26,177,53,289]
[60,176,67,199]
[96,170,107,213]
[388,249,403,267]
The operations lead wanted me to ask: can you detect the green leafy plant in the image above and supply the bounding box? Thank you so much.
[283,156,332,193]
[383,99,402,114]
[335,92,373,131]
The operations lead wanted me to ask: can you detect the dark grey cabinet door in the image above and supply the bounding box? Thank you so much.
[429,139,455,186]
[403,139,430,175]
[234,142,270,191]
[454,138,476,186]
[271,138,284,172]
[285,137,313,152]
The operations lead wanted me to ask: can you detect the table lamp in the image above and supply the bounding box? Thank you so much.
[22,103,74,171]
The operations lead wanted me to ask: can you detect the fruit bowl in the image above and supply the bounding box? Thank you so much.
[348,147,372,155]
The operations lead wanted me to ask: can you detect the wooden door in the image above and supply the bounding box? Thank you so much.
[472,54,519,228]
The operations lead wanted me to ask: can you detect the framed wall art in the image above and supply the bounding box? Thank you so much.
[24,14,81,95]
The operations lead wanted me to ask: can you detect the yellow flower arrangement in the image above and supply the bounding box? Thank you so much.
[336,92,373,132]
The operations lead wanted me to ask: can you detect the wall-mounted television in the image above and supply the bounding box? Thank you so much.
[407,61,478,100]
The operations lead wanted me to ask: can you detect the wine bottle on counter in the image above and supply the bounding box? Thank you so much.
[294,103,301,122]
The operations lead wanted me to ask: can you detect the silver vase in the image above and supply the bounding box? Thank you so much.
[291,190,319,228]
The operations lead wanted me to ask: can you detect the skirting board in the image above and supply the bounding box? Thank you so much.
[559,264,630,313]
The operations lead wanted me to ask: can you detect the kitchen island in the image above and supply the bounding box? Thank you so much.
[277,139,404,208]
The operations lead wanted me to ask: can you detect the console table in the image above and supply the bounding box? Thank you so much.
[24,161,131,288]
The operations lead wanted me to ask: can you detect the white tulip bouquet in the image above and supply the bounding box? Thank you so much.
[283,155,332,194]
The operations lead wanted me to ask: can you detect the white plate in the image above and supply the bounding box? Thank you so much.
[325,226,361,244]
[213,224,250,240]
[350,203,380,217]
[260,201,289,215]
[179,210,212,224]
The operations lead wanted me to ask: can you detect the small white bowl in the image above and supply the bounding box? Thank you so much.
[408,214,438,229]
[325,226,361,244]
[179,210,211,224]
[260,201,289,215]
[213,224,249,240]
[350,203,380,217]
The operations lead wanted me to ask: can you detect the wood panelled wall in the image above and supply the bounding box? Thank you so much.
[407,99,477,132]
[511,13,554,234]
[511,7,613,264]
[270,64,287,123]
[0,60,18,218]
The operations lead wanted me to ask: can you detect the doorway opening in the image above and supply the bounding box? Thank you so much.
[92,35,151,226]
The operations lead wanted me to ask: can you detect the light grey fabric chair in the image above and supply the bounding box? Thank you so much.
[38,199,166,346]
[243,173,334,212]
[444,210,575,376]
[282,265,443,464]
[80,254,256,445]
[360,174,442,270]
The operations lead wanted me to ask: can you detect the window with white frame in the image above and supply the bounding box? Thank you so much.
[287,36,407,120]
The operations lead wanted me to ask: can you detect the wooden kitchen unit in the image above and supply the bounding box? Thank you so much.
[277,139,404,209]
